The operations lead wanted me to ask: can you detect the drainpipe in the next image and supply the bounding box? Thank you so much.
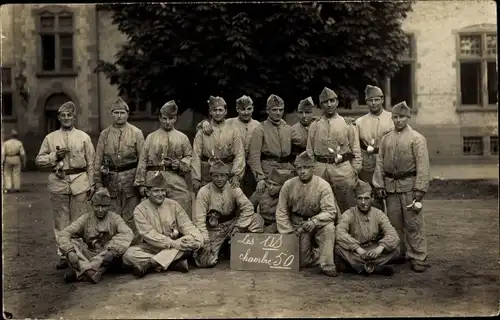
[95,5,102,132]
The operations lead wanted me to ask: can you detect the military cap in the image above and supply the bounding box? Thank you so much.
[319,87,338,103]
[365,85,384,99]
[111,97,130,113]
[10,129,18,137]
[392,101,411,117]
[266,94,284,109]
[294,151,315,167]
[92,187,112,205]
[145,172,168,188]
[209,160,231,174]
[58,101,76,115]
[160,100,179,116]
[298,96,315,112]
[354,180,372,197]
[267,168,291,185]
[236,95,253,109]
[208,96,227,111]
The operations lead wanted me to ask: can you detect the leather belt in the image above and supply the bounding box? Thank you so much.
[109,162,138,172]
[359,140,379,154]
[384,171,417,179]
[201,155,235,163]
[290,144,305,157]
[59,167,87,175]
[261,153,292,163]
[146,164,177,172]
[315,152,354,164]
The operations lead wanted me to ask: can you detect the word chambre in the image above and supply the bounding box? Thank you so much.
[32,84,430,284]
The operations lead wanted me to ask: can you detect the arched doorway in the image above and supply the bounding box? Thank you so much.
[44,93,72,134]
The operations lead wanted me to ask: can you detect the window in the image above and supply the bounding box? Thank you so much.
[125,93,154,117]
[35,7,75,74]
[348,34,415,110]
[1,67,13,117]
[457,30,497,107]
[490,136,498,155]
[462,136,484,155]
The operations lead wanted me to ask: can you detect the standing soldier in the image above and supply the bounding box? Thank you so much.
[291,97,315,158]
[35,101,95,270]
[135,100,193,217]
[191,96,245,194]
[306,87,362,214]
[196,95,260,197]
[94,97,144,233]
[249,94,294,194]
[355,85,394,211]
[373,101,431,272]
[2,129,26,193]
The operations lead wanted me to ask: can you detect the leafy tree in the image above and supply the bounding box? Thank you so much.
[96,2,412,118]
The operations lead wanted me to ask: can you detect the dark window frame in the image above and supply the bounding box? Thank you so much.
[462,136,485,156]
[1,66,14,118]
[33,6,77,77]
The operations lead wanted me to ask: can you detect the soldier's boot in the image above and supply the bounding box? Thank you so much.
[373,265,395,276]
[321,264,339,277]
[411,260,430,273]
[133,260,158,278]
[56,258,69,270]
[85,270,103,284]
[64,269,78,283]
[169,259,189,273]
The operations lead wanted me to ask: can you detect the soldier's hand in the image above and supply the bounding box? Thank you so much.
[192,180,201,193]
[376,188,387,199]
[171,159,180,170]
[355,247,368,259]
[413,190,425,202]
[102,249,117,266]
[55,148,68,161]
[229,176,240,188]
[302,220,316,232]
[67,252,79,270]
[202,121,214,135]
[139,186,148,197]
[256,180,266,194]
[178,162,191,174]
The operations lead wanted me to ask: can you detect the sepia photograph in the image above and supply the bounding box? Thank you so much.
[1,1,498,318]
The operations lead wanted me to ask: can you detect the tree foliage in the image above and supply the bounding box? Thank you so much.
[96,2,412,117]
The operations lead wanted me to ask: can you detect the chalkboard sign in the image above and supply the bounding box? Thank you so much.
[230,233,299,273]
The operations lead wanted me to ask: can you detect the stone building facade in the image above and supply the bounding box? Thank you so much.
[1,1,497,168]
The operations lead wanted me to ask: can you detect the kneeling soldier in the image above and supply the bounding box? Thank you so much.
[275,152,339,277]
[335,180,400,276]
[193,160,264,268]
[59,188,134,284]
[250,168,292,233]
[123,173,204,278]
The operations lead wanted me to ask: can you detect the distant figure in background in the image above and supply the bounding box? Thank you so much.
[373,101,431,273]
[196,95,260,197]
[59,187,134,284]
[94,97,144,236]
[355,85,394,211]
[250,168,292,233]
[335,180,400,276]
[2,129,26,193]
[35,101,96,270]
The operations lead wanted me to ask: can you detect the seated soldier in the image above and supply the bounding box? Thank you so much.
[123,173,204,278]
[59,188,134,284]
[249,168,292,233]
[193,160,264,268]
[335,180,400,276]
[275,151,339,277]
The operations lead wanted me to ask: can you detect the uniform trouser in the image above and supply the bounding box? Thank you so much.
[3,156,21,190]
[313,162,357,215]
[147,170,192,218]
[194,213,264,268]
[335,243,400,273]
[296,221,336,268]
[51,192,89,257]
[67,238,118,280]
[386,191,428,262]
[358,169,385,211]
[261,159,295,179]
[111,193,140,244]
[123,242,191,270]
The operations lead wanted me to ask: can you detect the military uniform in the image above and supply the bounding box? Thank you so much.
[2,129,26,192]
[95,98,144,233]
[291,97,315,158]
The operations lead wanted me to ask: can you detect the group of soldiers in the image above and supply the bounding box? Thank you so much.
[29,84,430,284]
